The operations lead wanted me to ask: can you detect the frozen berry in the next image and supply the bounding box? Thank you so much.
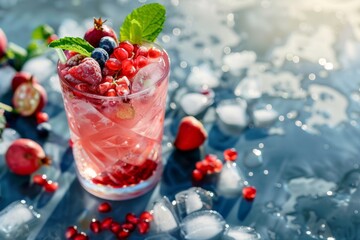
[68,58,102,85]
[91,48,109,68]
[37,122,52,138]
[98,202,112,213]
[84,17,118,47]
[224,148,237,161]
[113,47,128,61]
[65,226,78,239]
[242,186,257,201]
[36,112,49,124]
[90,219,102,233]
[99,36,117,54]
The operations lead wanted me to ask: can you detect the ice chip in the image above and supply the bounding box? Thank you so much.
[151,196,179,233]
[187,64,220,89]
[216,98,249,135]
[0,200,40,239]
[180,210,226,240]
[132,60,165,93]
[216,162,246,197]
[234,77,262,101]
[222,226,261,240]
[223,51,257,76]
[252,108,278,128]
[179,93,212,116]
[175,187,214,219]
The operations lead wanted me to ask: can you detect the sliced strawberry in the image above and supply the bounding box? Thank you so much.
[174,116,207,151]
[68,58,102,85]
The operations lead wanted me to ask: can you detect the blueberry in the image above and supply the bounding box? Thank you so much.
[91,48,109,68]
[37,122,52,138]
[99,36,117,55]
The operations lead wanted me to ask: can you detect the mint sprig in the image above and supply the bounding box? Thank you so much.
[120,3,166,44]
[49,37,94,57]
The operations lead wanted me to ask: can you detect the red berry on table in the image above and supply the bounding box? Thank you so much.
[90,218,102,233]
[65,225,78,239]
[148,47,161,58]
[119,41,134,56]
[5,138,50,175]
[68,58,102,85]
[224,148,238,161]
[121,223,135,232]
[114,47,129,61]
[105,58,122,71]
[117,228,130,238]
[242,186,257,201]
[213,159,223,173]
[101,217,113,229]
[110,222,121,234]
[73,232,88,240]
[125,212,138,225]
[36,112,49,124]
[44,180,58,192]
[192,169,204,182]
[174,116,208,151]
[137,221,150,234]
[98,202,112,213]
[0,28,7,59]
[139,211,153,222]
[84,17,118,47]
[32,174,47,186]
[11,72,37,92]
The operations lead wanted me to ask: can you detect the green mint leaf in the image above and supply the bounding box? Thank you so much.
[120,3,166,44]
[32,24,54,40]
[48,37,94,57]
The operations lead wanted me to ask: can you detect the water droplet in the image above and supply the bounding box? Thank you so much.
[264,170,269,175]
[244,149,263,168]
[309,73,316,80]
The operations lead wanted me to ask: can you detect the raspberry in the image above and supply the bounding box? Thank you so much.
[68,58,102,85]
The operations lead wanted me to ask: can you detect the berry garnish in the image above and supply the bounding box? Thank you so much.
[148,47,161,58]
[68,58,102,85]
[224,148,238,161]
[36,112,49,124]
[65,226,78,239]
[174,116,208,151]
[98,202,112,213]
[105,58,122,71]
[90,219,102,233]
[32,174,47,186]
[84,17,118,47]
[99,36,117,54]
[0,28,7,59]
[91,48,109,68]
[119,41,134,56]
[5,138,50,175]
[242,186,257,201]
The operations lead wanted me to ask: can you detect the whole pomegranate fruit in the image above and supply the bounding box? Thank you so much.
[84,18,118,47]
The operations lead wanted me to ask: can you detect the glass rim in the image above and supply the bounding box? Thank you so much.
[57,42,170,100]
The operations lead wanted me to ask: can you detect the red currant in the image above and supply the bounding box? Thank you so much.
[137,221,150,234]
[110,222,121,234]
[125,213,138,225]
[101,217,113,229]
[90,219,102,233]
[73,232,88,240]
[134,55,148,69]
[117,228,130,239]
[121,223,135,232]
[44,180,58,192]
[192,169,204,182]
[139,211,153,222]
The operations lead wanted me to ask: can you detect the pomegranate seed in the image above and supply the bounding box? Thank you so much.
[114,47,129,61]
[139,211,153,222]
[65,226,78,239]
[125,213,138,225]
[36,112,49,124]
[32,174,47,186]
[98,82,113,95]
[110,222,121,234]
[73,232,88,240]
[192,169,204,182]
[148,47,161,58]
[44,180,58,192]
[101,217,113,229]
[242,186,257,201]
[106,89,117,96]
[224,148,238,161]
[119,41,134,56]
[116,84,130,96]
[121,223,135,232]
[137,221,150,234]
[105,58,122,71]
[122,64,136,78]
[117,228,130,239]
[103,75,114,83]
[98,202,112,213]
[102,66,117,76]
[68,139,73,147]
[134,55,148,69]
[90,218,102,233]
[135,46,148,58]
[115,76,130,86]
[205,154,218,163]
[213,160,223,173]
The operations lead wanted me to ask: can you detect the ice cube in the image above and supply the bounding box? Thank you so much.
[0,65,15,96]
[175,187,214,219]
[21,56,54,83]
[252,108,278,128]
[145,233,177,240]
[216,162,246,197]
[234,77,262,101]
[0,200,40,239]
[216,99,249,135]
[179,93,213,116]
[223,51,257,76]
[180,210,226,240]
[132,60,166,93]
[187,64,220,89]
[222,226,261,240]
[151,196,180,233]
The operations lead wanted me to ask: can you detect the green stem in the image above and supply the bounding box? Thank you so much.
[0,102,14,112]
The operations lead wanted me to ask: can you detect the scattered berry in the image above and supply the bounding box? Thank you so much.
[44,180,58,192]
[110,222,121,234]
[36,122,52,138]
[101,217,113,229]
[99,36,117,54]
[84,17,118,47]
[90,219,102,233]
[0,28,7,59]
[12,82,47,116]
[32,174,47,186]
[5,138,50,175]
[65,226,78,239]
[91,48,109,68]
[192,169,204,182]
[121,223,135,232]
[117,228,130,239]
[113,47,128,61]
[224,148,238,161]
[73,232,88,240]
[242,186,257,201]
[98,202,112,213]
[174,116,208,151]
[36,112,49,124]
[68,58,102,85]
[139,211,153,222]
[137,221,150,234]
[125,213,138,225]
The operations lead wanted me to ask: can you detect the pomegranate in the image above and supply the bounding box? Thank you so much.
[11,72,38,92]
[5,138,51,175]
[12,81,47,116]
[0,28,7,59]
[84,18,118,47]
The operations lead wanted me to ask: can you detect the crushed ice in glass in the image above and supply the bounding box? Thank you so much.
[223,226,261,240]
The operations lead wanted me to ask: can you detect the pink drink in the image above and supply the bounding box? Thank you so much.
[58,43,169,200]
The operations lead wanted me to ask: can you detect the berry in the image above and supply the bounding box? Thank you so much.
[98,82,114,95]
[117,228,130,239]
[73,232,88,240]
[90,219,102,233]
[99,36,117,54]
[36,112,49,124]
[11,72,37,92]
[65,226,78,239]
[148,47,161,58]
[84,17,118,47]
[105,58,122,71]
[101,217,113,229]
[0,28,7,59]
[46,34,58,44]
[224,148,237,161]
[121,60,136,78]
[119,41,134,56]
[5,138,50,175]
[68,58,102,85]
[121,223,135,232]
[44,180,58,192]
[192,169,204,182]
[98,202,112,213]
[135,46,148,58]
[36,122,52,138]
[137,221,150,234]
[91,48,109,68]
[174,116,208,151]
[32,174,47,186]
[125,213,138,225]
[113,47,128,61]
[110,222,121,234]
[116,84,130,96]
[242,186,257,201]
[134,55,148,69]
[139,211,153,222]
[12,82,47,116]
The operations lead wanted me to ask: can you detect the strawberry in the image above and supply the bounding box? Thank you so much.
[68,58,102,85]
[174,116,208,151]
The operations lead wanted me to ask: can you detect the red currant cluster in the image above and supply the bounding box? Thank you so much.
[65,202,153,240]
[32,174,58,192]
